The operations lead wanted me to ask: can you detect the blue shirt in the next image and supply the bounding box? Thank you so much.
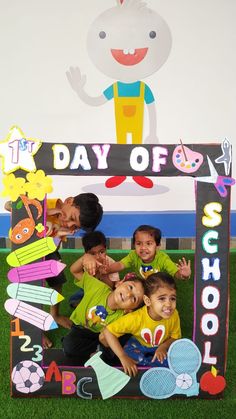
[103,81,155,104]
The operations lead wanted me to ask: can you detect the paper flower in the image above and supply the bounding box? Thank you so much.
[35,223,45,238]
[1,173,26,201]
[25,170,53,200]
[35,223,45,233]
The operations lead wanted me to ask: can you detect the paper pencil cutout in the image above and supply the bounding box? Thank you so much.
[7,260,66,283]
[4,298,58,331]
[7,283,64,305]
[6,237,60,267]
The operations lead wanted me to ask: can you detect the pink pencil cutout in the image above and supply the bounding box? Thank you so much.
[6,237,60,267]
[7,260,66,283]
[4,298,58,331]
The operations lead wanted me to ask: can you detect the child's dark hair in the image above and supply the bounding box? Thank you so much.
[132,225,161,246]
[73,193,103,232]
[82,231,106,253]
[144,272,176,297]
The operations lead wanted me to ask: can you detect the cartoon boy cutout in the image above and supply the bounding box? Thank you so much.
[67,0,171,188]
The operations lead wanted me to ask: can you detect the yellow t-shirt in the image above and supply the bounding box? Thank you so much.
[107,306,181,347]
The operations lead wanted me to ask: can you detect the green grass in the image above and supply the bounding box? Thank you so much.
[0,250,236,418]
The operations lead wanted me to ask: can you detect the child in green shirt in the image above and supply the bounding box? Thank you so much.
[62,256,144,364]
[82,224,191,281]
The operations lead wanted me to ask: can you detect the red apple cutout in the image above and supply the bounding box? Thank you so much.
[200,368,226,395]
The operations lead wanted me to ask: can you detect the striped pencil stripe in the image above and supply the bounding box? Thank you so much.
[8,260,66,283]
[4,299,58,331]
[7,237,60,267]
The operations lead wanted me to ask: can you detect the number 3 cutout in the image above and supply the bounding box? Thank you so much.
[19,335,43,361]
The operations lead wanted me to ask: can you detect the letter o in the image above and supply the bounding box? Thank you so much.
[130,147,149,172]
[201,286,220,309]
[201,313,219,336]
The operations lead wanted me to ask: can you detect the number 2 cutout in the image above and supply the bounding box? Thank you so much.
[19,335,43,362]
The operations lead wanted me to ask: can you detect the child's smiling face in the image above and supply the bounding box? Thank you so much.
[112,280,144,311]
[134,231,158,263]
[144,285,176,321]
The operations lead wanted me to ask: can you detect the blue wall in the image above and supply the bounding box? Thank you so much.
[1,211,236,238]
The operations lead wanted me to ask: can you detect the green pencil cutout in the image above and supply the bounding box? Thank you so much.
[7,283,64,305]
[7,237,60,267]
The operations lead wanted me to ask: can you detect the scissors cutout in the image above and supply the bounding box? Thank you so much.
[196,156,235,198]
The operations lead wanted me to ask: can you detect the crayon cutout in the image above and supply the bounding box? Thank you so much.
[7,283,64,306]
[4,298,58,331]
[6,237,60,267]
[7,260,66,283]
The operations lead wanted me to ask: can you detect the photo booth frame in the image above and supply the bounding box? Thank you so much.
[1,128,233,399]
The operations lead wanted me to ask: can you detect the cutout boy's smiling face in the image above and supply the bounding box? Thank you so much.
[87,3,172,82]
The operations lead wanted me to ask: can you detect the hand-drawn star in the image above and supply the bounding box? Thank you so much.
[0,125,42,174]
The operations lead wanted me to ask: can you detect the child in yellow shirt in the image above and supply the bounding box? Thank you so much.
[99,272,181,377]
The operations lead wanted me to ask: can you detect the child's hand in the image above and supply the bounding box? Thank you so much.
[56,227,75,238]
[152,347,167,364]
[82,254,101,276]
[47,208,62,217]
[97,260,109,275]
[176,257,191,280]
[119,354,138,377]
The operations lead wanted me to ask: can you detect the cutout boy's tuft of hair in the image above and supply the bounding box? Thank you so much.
[117,0,147,12]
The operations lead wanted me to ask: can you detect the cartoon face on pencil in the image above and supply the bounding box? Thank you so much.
[10,195,42,245]
[4,299,58,331]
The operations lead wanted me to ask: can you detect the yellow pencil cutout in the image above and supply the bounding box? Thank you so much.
[7,283,64,306]
[7,237,60,267]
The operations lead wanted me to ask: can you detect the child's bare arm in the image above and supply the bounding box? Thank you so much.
[99,330,109,347]
[175,257,191,280]
[100,328,138,377]
[70,256,86,280]
[100,261,125,275]
[152,338,176,363]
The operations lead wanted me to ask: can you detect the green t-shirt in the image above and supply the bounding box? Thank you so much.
[121,250,178,279]
[70,272,124,333]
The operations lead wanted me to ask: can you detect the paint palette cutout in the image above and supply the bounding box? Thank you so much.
[172,144,203,173]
